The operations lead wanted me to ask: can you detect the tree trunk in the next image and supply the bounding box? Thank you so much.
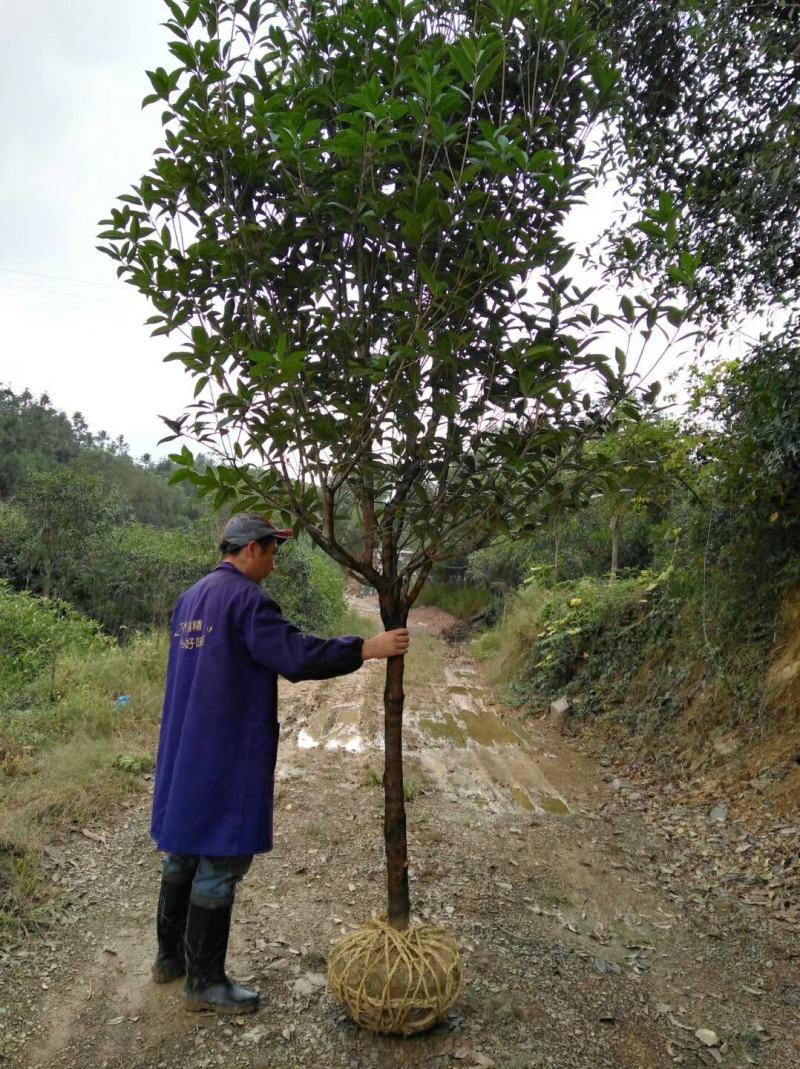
[609,513,620,579]
[379,596,410,930]
[553,527,560,583]
[42,557,52,600]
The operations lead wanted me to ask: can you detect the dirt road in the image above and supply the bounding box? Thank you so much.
[2,604,799,1069]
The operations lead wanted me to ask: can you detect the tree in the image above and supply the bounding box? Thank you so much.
[15,468,130,599]
[0,388,79,497]
[590,0,800,325]
[591,416,691,577]
[686,321,800,607]
[101,0,669,930]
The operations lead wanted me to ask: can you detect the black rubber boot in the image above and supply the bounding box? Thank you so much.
[184,901,259,1014]
[152,879,192,983]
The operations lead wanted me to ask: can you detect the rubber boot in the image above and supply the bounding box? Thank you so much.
[184,900,259,1014]
[152,878,191,983]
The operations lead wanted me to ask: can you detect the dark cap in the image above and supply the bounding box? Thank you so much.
[220,513,294,549]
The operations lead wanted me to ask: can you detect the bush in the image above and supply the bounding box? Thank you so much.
[76,523,215,633]
[0,630,168,931]
[527,575,657,695]
[475,573,664,710]
[468,506,657,592]
[0,582,106,706]
[268,540,346,634]
[467,540,538,590]
[0,504,29,586]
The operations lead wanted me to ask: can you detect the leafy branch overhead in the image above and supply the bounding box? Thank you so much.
[590,0,800,324]
[99,0,679,606]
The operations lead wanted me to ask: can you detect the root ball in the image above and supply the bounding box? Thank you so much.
[327,917,463,1035]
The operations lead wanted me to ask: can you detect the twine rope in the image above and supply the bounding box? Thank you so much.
[327,918,463,1035]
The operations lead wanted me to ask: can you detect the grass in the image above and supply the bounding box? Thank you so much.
[326,605,380,640]
[473,582,550,688]
[365,761,429,802]
[404,629,450,690]
[0,632,167,935]
[415,582,493,620]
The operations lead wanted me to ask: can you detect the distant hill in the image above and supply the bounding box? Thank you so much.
[0,385,202,528]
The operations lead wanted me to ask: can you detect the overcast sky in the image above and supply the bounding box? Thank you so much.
[0,2,683,461]
[1,1,188,457]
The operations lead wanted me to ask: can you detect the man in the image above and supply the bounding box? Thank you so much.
[150,513,409,1015]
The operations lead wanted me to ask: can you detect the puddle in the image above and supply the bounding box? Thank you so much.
[539,795,570,815]
[512,787,570,815]
[324,735,365,754]
[511,787,536,811]
[458,710,525,747]
[418,715,467,747]
[417,707,531,750]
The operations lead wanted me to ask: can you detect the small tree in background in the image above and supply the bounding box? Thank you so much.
[101,0,673,939]
[591,417,691,577]
[15,469,130,600]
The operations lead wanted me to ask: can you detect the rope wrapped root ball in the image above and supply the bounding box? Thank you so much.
[327,917,463,1035]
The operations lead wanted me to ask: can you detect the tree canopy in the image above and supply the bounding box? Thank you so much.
[591,0,800,324]
[99,0,664,617]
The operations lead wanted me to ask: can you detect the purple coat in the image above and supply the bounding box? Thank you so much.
[151,562,363,856]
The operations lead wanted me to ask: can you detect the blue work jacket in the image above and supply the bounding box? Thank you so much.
[151,562,364,856]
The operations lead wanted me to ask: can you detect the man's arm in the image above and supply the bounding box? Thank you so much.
[238,594,410,681]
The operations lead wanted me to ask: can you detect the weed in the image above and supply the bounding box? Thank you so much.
[364,764,427,801]
[113,753,155,775]
[0,631,167,932]
[403,773,426,802]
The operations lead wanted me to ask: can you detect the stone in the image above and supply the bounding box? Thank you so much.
[695,1028,720,1047]
[550,697,570,717]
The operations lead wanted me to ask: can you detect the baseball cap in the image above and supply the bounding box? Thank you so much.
[220,513,294,549]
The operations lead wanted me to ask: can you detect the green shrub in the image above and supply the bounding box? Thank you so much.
[0,629,169,930]
[467,539,539,590]
[0,582,106,706]
[268,540,346,634]
[77,523,215,633]
[529,575,655,692]
[0,504,29,586]
[476,573,665,711]
[113,752,155,774]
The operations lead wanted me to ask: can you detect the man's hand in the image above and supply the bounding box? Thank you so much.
[362,628,410,661]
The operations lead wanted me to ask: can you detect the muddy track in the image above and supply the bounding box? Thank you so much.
[2,606,799,1069]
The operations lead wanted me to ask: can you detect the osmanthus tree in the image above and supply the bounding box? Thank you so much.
[100,0,664,929]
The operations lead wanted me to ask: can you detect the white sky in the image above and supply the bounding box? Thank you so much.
[1,1,187,458]
[0,2,705,461]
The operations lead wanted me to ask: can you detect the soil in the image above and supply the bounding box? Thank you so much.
[2,600,799,1069]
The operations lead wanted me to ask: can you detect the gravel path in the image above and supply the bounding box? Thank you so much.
[2,610,799,1069]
